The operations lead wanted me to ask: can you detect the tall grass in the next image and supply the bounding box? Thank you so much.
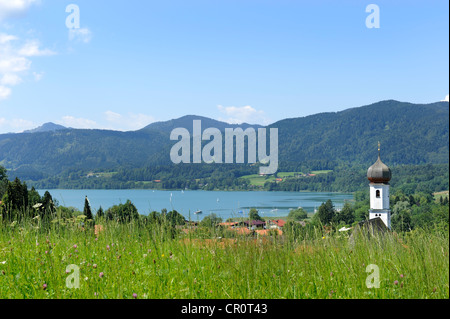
[0,218,448,299]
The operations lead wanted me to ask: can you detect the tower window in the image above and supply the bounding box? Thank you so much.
[376,190,381,198]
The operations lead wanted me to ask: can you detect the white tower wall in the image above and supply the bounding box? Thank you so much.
[369,183,391,229]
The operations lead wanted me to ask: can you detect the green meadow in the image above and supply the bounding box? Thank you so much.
[0,218,448,299]
[240,172,305,187]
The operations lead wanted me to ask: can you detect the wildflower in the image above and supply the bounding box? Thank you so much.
[75,250,78,253]
[400,274,404,278]
[95,238,98,241]
[330,272,333,277]
[93,264,97,269]
[162,254,165,258]
[73,244,77,249]
[394,280,399,286]
[43,284,47,290]
[132,293,137,299]
[106,245,110,251]
[99,272,104,278]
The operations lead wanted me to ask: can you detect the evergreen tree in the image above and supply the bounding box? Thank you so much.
[83,196,93,220]
[317,199,336,225]
[334,202,355,225]
[96,206,104,219]
[166,210,185,226]
[249,208,264,221]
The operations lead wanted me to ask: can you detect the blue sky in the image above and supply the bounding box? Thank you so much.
[0,0,448,133]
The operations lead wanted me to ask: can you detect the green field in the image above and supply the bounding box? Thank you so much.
[240,171,333,187]
[311,170,333,175]
[434,191,449,202]
[0,219,448,299]
[240,172,304,186]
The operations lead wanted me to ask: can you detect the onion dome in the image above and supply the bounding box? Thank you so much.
[367,142,391,183]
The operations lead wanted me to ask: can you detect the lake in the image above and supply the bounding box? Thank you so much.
[37,189,354,221]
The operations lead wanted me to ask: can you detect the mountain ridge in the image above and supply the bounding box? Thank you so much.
[0,100,448,182]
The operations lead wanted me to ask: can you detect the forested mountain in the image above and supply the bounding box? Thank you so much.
[140,115,262,134]
[23,122,67,133]
[274,100,449,170]
[0,100,448,187]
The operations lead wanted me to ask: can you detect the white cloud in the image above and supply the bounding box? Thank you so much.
[0,56,31,73]
[105,110,122,122]
[0,33,18,44]
[217,105,271,125]
[1,73,22,86]
[18,40,56,57]
[60,116,97,129]
[32,71,44,81]
[0,85,12,100]
[104,111,156,131]
[0,0,40,21]
[10,118,34,131]
[0,32,55,101]
[69,28,93,44]
[0,117,35,132]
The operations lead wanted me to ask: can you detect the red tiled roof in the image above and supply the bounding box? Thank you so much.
[268,219,286,227]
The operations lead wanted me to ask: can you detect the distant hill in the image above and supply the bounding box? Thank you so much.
[272,100,449,168]
[140,115,262,134]
[23,122,67,134]
[0,100,448,182]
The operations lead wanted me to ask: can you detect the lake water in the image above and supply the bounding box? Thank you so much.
[37,189,354,221]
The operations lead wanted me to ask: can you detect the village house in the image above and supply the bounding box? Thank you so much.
[242,220,266,230]
[267,219,286,230]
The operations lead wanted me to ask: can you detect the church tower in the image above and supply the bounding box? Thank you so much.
[367,142,392,229]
